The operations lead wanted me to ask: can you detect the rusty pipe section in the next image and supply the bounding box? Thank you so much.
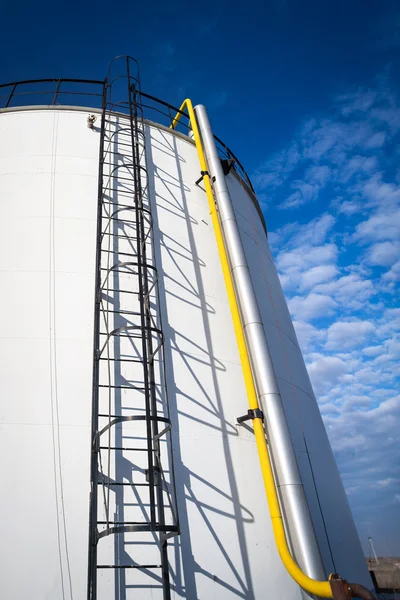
[329,575,377,600]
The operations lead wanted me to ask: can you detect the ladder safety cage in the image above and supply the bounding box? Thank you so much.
[88,56,179,600]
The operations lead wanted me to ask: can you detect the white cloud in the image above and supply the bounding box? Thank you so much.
[365,241,400,266]
[353,207,400,243]
[288,292,338,321]
[277,243,338,272]
[383,260,400,283]
[361,176,400,209]
[270,213,335,250]
[307,354,349,395]
[374,478,400,488]
[278,193,306,209]
[299,264,339,290]
[319,402,341,417]
[323,393,400,476]
[325,319,376,350]
[376,307,400,337]
[313,274,376,308]
[297,213,336,245]
[363,345,383,357]
[342,395,372,410]
[363,130,386,148]
[338,90,378,115]
[337,200,363,216]
[338,155,378,183]
[278,256,339,293]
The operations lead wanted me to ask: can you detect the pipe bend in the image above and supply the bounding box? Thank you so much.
[349,583,376,600]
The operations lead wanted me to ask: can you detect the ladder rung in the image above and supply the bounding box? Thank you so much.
[97,482,149,486]
[99,357,143,363]
[99,332,148,339]
[98,411,146,415]
[98,384,146,390]
[98,412,147,419]
[101,231,137,241]
[99,446,148,451]
[98,521,153,525]
[101,308,140,316]
[100,262,157,274]
[97,564,161,569]
[99,288,139,295]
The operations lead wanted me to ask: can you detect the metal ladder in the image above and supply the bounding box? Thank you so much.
[88,56,179,600]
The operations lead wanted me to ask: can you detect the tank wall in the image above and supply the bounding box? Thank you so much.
[0,109,100,598]
[0,106,370,599]
[0,109,302,599]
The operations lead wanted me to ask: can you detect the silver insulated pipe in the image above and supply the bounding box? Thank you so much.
[194,104,327,588]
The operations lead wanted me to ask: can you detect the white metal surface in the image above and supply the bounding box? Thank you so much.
[0,109,99,599]
[0,107,370,599]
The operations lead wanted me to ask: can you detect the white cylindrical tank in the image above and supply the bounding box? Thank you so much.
[0,100,371,600]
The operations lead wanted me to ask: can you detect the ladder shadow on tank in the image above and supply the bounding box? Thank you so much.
[146,130,257,599]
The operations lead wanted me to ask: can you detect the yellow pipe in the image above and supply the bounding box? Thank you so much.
[171,100,333,598]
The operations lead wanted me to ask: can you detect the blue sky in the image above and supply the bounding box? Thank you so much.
[1,0,399,557]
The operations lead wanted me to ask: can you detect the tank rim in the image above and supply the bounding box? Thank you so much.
[0,77,266,233]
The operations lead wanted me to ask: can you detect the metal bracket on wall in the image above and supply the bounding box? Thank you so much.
[195,169,215,186]
[237,408,264,424]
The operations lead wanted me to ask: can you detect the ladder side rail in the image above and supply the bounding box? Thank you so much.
[88,78,108,600]
[130,78,172,600]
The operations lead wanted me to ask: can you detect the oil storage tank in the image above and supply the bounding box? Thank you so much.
[0,57,373,600]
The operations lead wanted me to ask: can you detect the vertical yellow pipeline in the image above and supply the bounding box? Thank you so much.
[171,100,333,598]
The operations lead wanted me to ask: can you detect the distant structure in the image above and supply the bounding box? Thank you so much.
[0,56,374,599]
[367,557,400,596]
[369,537,379,564]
